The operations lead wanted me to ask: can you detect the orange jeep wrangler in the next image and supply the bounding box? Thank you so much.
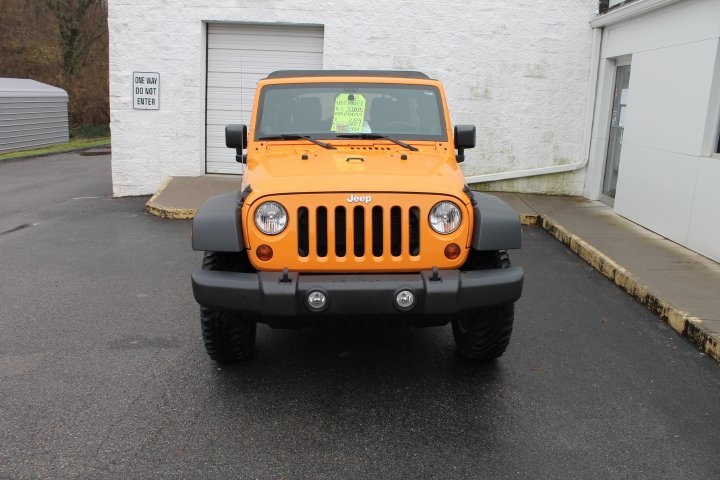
[191,70,523,362]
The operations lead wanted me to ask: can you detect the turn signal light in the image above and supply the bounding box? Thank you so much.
[256,244,273,261]
[444,243,461,260]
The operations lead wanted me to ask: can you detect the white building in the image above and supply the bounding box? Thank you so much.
[108,0,597,196]
[583,0,720,262]
[108,0,720,262]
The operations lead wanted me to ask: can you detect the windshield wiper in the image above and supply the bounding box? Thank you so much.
[336,133,418,151]
[257,134,335,150]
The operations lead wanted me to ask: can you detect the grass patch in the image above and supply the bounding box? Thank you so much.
[71,124,111,139]
[0,137,110,162]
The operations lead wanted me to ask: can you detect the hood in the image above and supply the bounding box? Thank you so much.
[243,143,467,202]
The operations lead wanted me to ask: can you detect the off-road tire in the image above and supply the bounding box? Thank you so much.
[200,251,256,363]
[461,249,511,271]
[202,251,253,273]
[452,250,514,360]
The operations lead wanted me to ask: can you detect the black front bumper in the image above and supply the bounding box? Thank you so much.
[191,267,523,318]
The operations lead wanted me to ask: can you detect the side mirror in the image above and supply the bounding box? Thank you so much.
[453,125,476,163]
[225,124,248,163]
[225,124,248,149]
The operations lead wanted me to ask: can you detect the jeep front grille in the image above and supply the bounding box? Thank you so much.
[298,205,420,259]
[246,193,470,272]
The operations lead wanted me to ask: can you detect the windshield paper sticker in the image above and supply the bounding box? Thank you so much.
[331,94,366,133]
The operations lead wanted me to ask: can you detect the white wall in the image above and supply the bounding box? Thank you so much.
[588,0,720,262]
[109,0,596,197]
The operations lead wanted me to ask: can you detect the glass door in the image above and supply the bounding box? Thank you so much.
[601,62,631,204]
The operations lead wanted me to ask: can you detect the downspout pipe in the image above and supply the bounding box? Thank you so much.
[464,26,603,185]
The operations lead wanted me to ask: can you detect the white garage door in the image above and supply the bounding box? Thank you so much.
[206,23,324,174]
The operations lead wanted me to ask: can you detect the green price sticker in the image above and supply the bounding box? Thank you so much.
[331,94,366,133]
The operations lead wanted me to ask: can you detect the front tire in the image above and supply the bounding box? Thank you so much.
[451,303,514,360]
[452,250,515,360]
[201,306,256,363]
[200,251,256,363]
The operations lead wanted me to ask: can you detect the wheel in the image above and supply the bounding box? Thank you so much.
[200,251,256,363]
[200,306,256,363]
[461,249,510,271]
[452,303,514,360]
[452,250,514,360]
[201,250,252,272]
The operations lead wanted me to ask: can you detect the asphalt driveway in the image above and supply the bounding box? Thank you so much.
[1,153,718,479]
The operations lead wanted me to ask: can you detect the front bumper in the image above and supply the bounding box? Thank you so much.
[191,267,523,318]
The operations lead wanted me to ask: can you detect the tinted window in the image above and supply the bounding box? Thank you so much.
[256,83,447,141]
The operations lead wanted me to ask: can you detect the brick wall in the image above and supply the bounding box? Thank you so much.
[109,0,597,196]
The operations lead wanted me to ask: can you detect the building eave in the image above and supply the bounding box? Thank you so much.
[591,0,685,27]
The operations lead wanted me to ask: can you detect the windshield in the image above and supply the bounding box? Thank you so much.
[255,83,447,141]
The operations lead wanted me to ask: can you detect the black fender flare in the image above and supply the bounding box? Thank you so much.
[469,191,521,251]
[191,191,244,252]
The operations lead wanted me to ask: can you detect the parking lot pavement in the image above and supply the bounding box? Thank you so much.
[148,176,720,361]
[1,153,719,479]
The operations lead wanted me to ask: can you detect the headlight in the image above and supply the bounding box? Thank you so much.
[254,201,288,235]
[429,201,461,234]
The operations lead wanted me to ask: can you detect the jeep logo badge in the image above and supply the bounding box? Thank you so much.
[347,194,372,204]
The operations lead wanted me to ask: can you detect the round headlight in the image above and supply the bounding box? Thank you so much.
[254,201,288,235]
[429,201,461,234]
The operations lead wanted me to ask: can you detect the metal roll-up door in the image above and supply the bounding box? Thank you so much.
[206,23,324,174]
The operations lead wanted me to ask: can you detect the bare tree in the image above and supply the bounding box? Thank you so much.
[44,0,104,79]
[0,1,62,83]
[0,0,109,128]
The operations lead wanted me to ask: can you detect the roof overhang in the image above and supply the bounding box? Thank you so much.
[591,0,685,27]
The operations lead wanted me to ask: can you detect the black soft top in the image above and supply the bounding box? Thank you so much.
[265,70,431,80]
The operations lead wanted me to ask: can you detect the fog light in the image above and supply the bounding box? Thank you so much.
[444,243,461,260]
[256,244,273,261]
[395,289,416,310]
[306,290,327,311]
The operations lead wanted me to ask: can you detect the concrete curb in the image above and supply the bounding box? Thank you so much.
[521,214,720,363]
[145,178,197,219]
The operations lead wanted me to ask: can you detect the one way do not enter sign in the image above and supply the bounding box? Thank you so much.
[133,72,160,110]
